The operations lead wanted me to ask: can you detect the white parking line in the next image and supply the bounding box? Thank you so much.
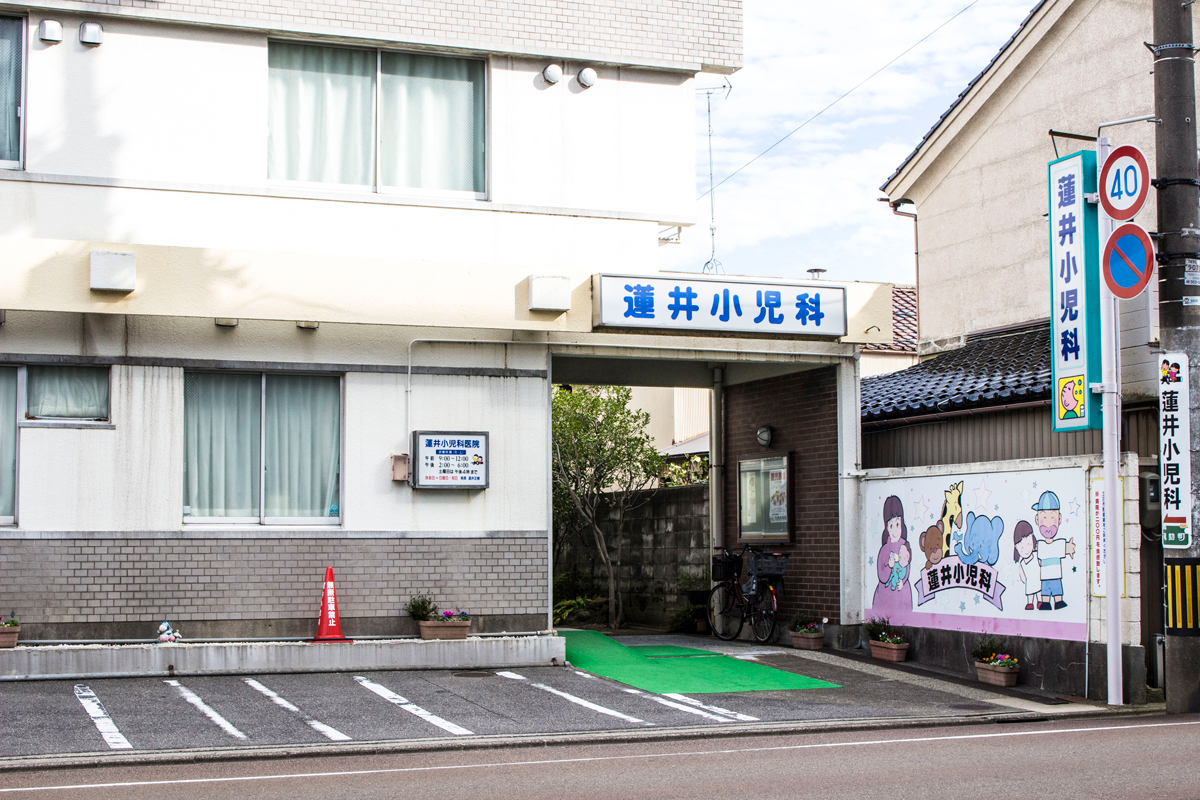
[242,679,351,742]
[164,680,247,740]
[619,688,737,722]
[353,676,473,737]
[663,693,759,722]
[72,685,131,750]
[497,671,649,725]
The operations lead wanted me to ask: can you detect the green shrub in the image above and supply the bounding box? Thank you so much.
[405,595,438,622]
[864,616,890,641]
[674,567,711,594]
[668,604,702,633]
[788,610,820,633]
[553,596,606,626]
[553,569,604,603]
[970,635,1003,663]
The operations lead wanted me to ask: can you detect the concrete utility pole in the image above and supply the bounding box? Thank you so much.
[1153,0,1200,713]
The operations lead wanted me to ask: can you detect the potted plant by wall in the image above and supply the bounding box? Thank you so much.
[407,596,472,640]
[865,616,908,662]
[0,614,18,648]
[788,610,824,650]
[971,636,1019,686]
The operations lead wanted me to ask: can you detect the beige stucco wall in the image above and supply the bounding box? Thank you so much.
[884,0,1169,397]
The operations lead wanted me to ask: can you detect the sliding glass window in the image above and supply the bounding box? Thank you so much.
[268,41,485,194]
[0,16,21,168]
[0,367,15,523]
[184,372,341,524]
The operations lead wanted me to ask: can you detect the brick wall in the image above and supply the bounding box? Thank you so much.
[723,366,841,621]
[0,536,547,639]
[32,0,742,72]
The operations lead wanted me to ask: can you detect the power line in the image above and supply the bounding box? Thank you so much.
[698,0,982,200]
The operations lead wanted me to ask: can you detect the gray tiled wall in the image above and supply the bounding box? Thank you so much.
[0,536,547,638]
[40,0,742,71]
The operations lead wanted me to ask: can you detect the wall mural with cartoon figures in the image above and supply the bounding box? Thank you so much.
[864,467,1087,641]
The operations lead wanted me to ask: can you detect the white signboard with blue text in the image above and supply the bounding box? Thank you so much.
[412,431,489,489]
[593,274,847,337]
[1048,151,1102,432]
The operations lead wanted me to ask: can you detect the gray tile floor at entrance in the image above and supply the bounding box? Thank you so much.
[0,636,1126,762]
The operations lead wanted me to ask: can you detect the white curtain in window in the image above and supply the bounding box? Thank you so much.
[264,375,340,518]
[380,53,484,193]
[0,17,20,163]
[183,373,261,518]
[0,367,15,517]
[268,43,375,186]
[27,366,109,419]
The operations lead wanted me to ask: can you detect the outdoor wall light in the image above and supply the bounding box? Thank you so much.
[214,318,239,328]
[542,64,562,84]
[79,22,103,46]
[756,426,773,447]
[37,20,63,43]
[296,320,320,330]
[577,67,597,88]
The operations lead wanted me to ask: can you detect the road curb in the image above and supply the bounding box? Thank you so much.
[0,704,1156,773]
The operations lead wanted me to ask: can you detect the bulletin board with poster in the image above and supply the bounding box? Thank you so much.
[738,453,792,541]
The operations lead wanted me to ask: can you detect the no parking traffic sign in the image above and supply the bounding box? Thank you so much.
[1099,145,1150,221]
[1102,223,1156,300]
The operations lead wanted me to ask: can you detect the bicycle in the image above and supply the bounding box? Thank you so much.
[707,545,789,642]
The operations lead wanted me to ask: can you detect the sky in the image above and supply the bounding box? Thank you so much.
[658,0,1041,286]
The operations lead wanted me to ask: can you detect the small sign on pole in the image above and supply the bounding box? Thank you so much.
[1090,477,1125,597]
[1160,354,1192,549]
[1102,223,1156,300]
[1098,144,1150,221]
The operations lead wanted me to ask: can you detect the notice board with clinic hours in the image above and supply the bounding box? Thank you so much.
[412,432,489,489]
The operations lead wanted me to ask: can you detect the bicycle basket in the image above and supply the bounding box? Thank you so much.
[748,552,789,578]
[712,553,742,582]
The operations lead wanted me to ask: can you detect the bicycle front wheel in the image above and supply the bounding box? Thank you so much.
[749,585,777,642]
[708,584,743,641]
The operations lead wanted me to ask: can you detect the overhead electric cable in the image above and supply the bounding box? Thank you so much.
[698,0,982,199]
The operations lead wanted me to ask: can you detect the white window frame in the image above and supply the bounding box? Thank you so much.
[16,365,114,428]
[0,14,25,171]
[266,39,488,201]
[183,371,344,527]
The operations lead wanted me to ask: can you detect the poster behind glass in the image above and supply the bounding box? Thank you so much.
[739,455,789,539]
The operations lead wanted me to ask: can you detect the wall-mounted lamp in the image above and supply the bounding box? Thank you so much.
[755,426,773,447]
[37,20,62,43]
[79,22,103,46]
[296,320,319,330]
[542,64,562,84]
[577,67,597,88]
[214,318,239,328]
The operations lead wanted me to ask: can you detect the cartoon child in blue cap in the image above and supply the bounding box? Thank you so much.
[1032,491,1076,610]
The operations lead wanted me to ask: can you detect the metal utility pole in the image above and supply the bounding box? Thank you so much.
[1153,0,1200,713]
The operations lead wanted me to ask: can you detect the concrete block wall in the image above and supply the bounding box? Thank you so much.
[17,0,743,71]
[722,366,841,622]
[0,536,548,639]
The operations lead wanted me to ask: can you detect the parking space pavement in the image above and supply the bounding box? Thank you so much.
[0,634,1143,769]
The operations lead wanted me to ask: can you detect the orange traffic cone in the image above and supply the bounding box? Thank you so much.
[312,566,352,642]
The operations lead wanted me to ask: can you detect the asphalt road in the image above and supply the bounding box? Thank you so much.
[0,640,1050,758]
[1,715,1196,799]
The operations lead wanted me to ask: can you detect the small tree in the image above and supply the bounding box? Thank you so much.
[552,385,665,628]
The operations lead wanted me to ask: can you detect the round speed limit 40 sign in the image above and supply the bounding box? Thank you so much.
[1099,144,1150,221]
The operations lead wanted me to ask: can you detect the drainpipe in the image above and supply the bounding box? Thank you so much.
[709,365,725,575]
[880,197,920,348]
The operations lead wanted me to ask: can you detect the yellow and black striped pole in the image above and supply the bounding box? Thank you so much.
[1166,559,1200,636]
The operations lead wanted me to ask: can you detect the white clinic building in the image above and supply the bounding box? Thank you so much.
[0,1,893,641]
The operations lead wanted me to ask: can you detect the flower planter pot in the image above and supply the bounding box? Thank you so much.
[790,631,824,650]
[869,640,908,662]
[0,625,18,648]
[417,620,471,640]
[695,616,710,634]
[976,661,1019,687]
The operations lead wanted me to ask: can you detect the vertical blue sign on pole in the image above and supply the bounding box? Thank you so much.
[1048,150,1102,432]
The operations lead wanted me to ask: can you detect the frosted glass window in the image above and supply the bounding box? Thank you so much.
[380,53,485,193]
[183,372,340,523]
[268,42,375,186]
[0,367,14,519]
[0,17,20,165]
[183,372,260,519]
[27,366,109,420]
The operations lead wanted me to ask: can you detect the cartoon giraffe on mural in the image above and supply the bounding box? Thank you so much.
[938,481,964,559]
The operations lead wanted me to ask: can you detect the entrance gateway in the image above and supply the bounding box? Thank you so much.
[552,272,894,640]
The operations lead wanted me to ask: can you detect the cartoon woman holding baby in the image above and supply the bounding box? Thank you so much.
[872,495,913,614]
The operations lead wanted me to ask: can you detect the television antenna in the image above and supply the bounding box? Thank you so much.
[698,80,731,274]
